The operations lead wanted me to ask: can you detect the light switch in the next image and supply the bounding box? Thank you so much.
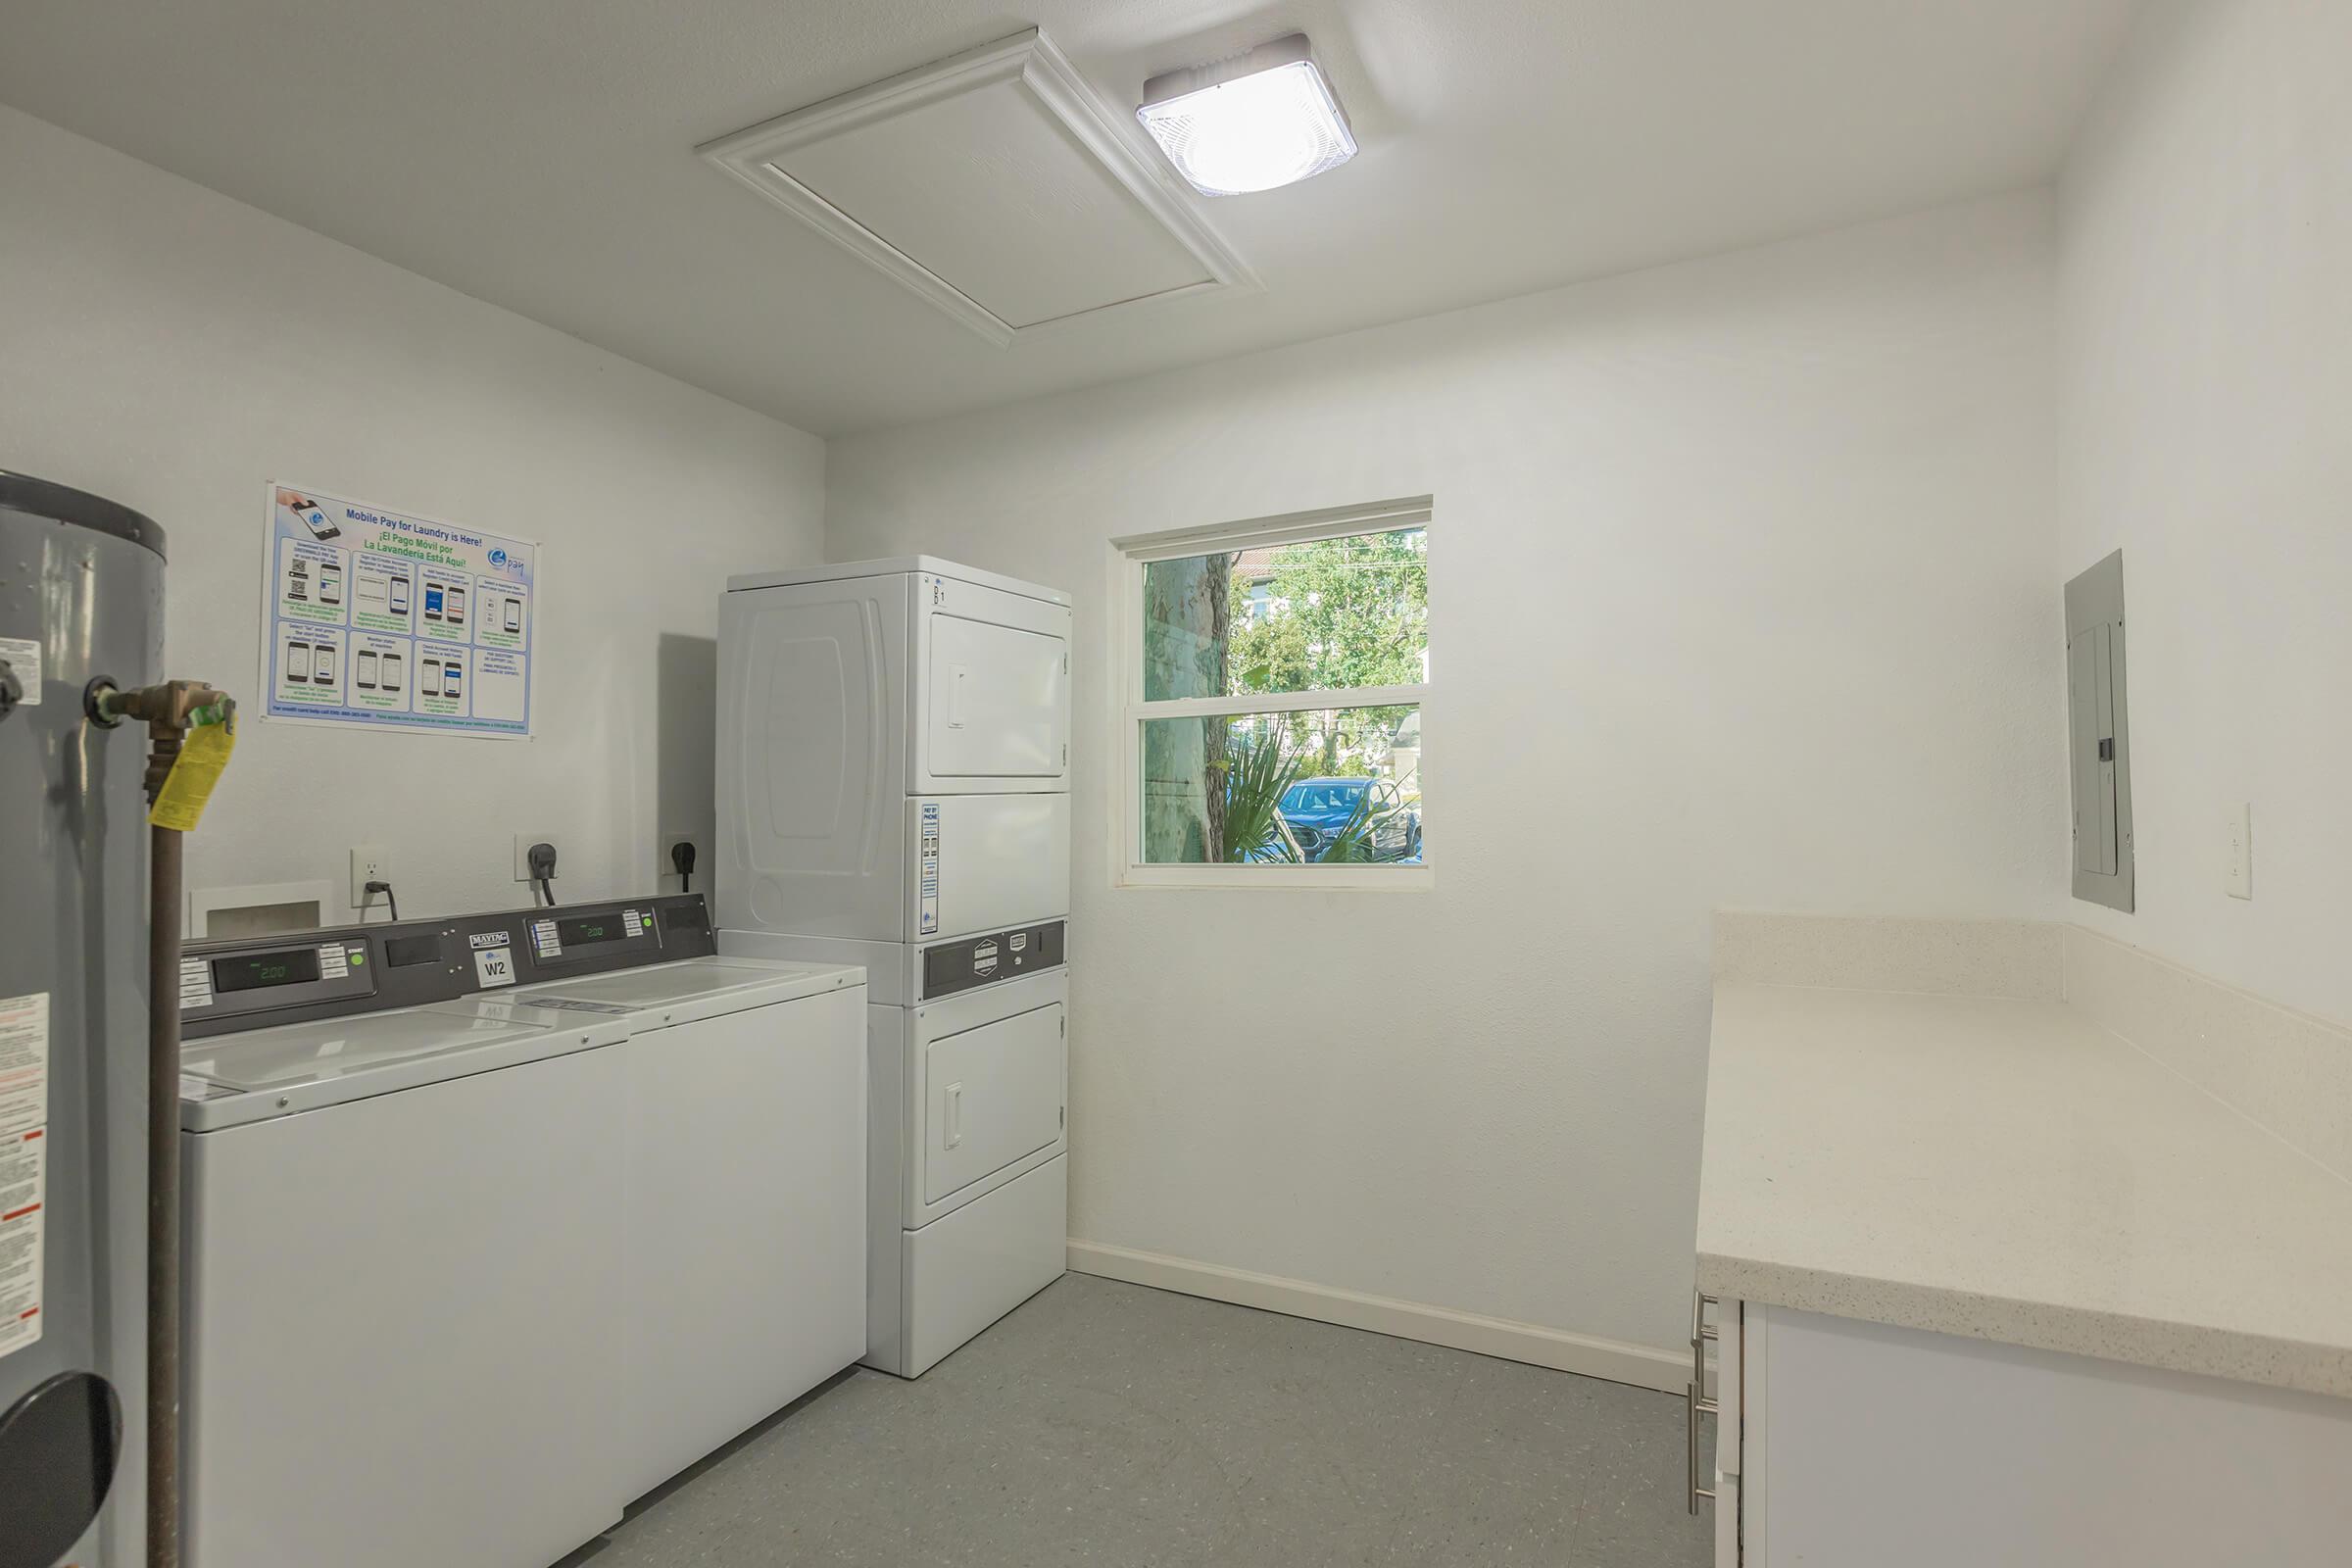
[2226,803,2252,900]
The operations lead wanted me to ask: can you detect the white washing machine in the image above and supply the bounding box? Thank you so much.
[502,955,866,1500]
[174,896,870,1564]
[177,995,630,1568]
[718,557,1072,1377]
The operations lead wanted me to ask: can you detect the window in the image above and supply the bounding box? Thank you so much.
[1113,498,1431,887]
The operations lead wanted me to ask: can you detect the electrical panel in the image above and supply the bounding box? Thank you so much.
[2065,550,2133,911]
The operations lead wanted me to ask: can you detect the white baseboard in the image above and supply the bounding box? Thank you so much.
[1066,1239,1687,1395]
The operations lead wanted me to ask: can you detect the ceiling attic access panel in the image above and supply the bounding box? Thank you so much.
[700,29,1257,347]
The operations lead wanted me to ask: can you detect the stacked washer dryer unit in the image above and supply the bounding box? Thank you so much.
[717,557,1071,1379]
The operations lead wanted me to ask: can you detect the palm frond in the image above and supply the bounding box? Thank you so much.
[1219,727,1308,863]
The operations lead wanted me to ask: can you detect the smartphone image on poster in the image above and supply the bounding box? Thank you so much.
[447,586,466,625]
[503,597,521,633]
[382,653,403,692]
[284,637,310,681]
[424,583,444,622]
[356,650,378,690]
[314,644,337,684]
[320,564,342,605]
[389,576,411,616]
[292,504,340,541]
[420,658,442,698]
[443,661,463,700]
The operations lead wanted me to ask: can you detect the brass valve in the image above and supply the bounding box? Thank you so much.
[85,679,236,804]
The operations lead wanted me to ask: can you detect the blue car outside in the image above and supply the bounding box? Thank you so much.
[1277,777,1421,862]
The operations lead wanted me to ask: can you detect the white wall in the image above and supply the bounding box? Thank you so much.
[2057,1,2352,1027]
[828,193,2067,1358]
[1,105,824,917]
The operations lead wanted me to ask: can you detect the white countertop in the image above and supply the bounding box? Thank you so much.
[1696,983,2352,1398]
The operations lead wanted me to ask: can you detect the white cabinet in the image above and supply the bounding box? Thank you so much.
[1696,1297,2352,1567]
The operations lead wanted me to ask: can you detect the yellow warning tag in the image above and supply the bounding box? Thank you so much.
[149,720,235,832]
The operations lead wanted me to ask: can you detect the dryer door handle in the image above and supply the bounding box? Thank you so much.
[944,1082,964,1150]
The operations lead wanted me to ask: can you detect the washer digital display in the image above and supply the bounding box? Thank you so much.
[212,948,323,994]
[554,912,627,948]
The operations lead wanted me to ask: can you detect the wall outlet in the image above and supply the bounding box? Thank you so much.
[514,831,563,883]
[349,845,391,910]
[662,832,696,893]
[2225,804,2252,900]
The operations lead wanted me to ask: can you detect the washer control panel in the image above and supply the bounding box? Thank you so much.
[181,895,716,1038]
[448,894,712,989]
[524,904,657,964]
[179,937,377,1031]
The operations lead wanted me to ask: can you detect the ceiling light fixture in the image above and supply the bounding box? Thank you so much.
[1137,34,1356,197]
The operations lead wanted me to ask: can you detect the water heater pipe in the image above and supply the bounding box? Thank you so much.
[87,679,231,1568]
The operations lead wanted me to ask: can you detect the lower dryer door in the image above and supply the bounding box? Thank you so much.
[912,973,1066,1226]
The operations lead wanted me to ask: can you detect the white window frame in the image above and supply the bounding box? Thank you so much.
[1108,497,1434,891]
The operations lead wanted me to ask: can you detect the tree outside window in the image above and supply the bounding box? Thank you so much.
[1135,518,1428,869]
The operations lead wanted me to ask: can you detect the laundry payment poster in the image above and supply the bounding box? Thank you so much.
[259,485,537,739]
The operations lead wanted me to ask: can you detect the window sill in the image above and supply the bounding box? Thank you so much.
[1116,863,1435,892]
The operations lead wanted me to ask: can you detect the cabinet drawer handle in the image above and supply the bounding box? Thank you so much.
[1690,1293,1719,1389]
[1687,1380,1718,1513]
[1688,1291,1720,1514]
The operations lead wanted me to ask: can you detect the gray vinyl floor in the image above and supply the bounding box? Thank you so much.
[561,1274,1712,1568]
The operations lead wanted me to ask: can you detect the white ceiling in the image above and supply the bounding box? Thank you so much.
[0,1,2136,436]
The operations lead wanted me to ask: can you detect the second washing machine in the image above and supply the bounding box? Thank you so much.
[498,940,866,1499]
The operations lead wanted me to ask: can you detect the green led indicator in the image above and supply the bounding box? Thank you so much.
[349,952,367,965]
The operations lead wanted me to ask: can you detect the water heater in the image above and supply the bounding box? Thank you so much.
[0,472,163,1568]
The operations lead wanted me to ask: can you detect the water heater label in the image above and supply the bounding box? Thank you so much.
[0,1126,44,1362]
[0,995,47,1139]
[0,636,38,706]
[919,803,942,936]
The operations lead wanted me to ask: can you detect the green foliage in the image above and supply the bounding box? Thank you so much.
[1224,529,1427,775]
[1218,725,1309,863]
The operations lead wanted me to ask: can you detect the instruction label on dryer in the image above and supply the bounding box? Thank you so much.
[918,803,941,936]
[258,484,537,740]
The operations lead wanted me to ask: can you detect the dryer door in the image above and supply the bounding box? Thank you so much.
[911,575,1070,792]
[921,999,1065,1212]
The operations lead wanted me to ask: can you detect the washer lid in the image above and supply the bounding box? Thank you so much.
[511,956,861,1031]
[179,1003,625,1130]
